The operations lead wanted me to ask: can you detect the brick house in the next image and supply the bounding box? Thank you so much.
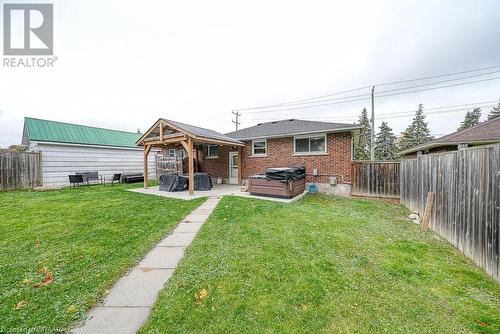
[140,118,360,194]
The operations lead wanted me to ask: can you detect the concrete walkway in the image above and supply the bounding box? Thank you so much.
[73,197,221,334]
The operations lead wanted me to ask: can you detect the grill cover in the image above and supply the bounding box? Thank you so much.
[159,174,188,192]
[194,173,212,191]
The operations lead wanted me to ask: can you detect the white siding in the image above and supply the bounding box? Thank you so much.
[33,143,158,186]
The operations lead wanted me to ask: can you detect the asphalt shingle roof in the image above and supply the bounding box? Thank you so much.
[165,119,244,145]
[225,119,361,140]
[401,116,500,154]
[24,117,142,148]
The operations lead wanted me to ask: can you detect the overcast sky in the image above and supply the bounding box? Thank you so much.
[1,0,500,147]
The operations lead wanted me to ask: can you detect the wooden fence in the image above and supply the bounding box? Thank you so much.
[351,161,400,199]
[0,151,42,191]
[400,145,500,281]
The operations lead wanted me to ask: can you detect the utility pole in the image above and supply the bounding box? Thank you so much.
[232,110,241,131]
[370,86,375,161]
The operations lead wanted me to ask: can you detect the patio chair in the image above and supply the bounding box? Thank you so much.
[109,173,122,185]
[68,174,85,188]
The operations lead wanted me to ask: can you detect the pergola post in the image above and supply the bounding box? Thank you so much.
[143,144,152,188]
[188,137,194,195]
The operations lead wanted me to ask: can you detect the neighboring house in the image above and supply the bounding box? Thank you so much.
[141,118,361,194]
[400,116,500,158]
[22,117,157,186]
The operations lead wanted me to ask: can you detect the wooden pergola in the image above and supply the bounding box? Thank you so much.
[136,119,245,195]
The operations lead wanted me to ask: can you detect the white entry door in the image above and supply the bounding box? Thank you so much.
[229,151,239,184]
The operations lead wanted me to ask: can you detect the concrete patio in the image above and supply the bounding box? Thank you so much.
[129,184,307,203]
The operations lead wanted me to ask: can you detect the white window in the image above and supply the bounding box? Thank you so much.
[294,134,327,154]
[252,139,267,156]
[207,145,219,158]
[168,149,176,158]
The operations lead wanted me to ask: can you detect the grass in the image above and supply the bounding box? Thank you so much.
[140,194,500,334]
[0,183,204,333]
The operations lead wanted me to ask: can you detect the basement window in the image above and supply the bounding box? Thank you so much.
[294,134,327,154]
[207,145,219,158]
[252,139,267,156]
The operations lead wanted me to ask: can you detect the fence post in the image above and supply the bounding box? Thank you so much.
[421,192,435,231]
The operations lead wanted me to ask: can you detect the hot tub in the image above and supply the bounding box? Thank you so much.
[248,167,306,198]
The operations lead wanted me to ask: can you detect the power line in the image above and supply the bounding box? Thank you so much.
[242,76,500,114]
[247,106,497,122]
[244,100,499,122]
[242,70,500,112]
[236,65,500,111]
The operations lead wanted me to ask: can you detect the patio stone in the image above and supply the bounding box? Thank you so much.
[191,207,214,214]
[158,232,197,247]
[174,222,204,233]
[183,213,210,223]
[72,306,150,334]
[104,268,173,307]
[137,246,185,269]
[73,196,221,334]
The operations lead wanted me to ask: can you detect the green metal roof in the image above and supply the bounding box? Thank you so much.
[24,117,142,148]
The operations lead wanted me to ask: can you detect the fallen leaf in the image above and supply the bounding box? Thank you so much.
[194,289,208,304]
[14,300,27,310]
[475,320,489,327]
[104,289,110,295]
[35,240,40,247]
[298,303,309,310]
[67,305,77,313]
[22,278,31,285]
[177,281,187,288]
[141,267,153,272]
[39,266,49,274]
[211,305,216,311]
[34,272,54,288]
[79,255,84,259]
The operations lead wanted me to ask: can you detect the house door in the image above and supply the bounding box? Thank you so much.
[229,151,239,184]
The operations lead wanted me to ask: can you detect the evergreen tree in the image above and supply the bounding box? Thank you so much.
[458,107,481,130]
[398,104,433,152]
[487,101,500,120]
[375,122,398,160]
[354,107,372,160]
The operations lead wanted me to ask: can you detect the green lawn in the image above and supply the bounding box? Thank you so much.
[0,183,204,332]
[140,194,500,334]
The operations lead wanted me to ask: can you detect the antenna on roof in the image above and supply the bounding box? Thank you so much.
[137,128,141,133]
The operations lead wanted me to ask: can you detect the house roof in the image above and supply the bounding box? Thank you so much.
[400,116,500,155]
[226,119,361,140]
[23,117,143,148]
[165,119,244,145]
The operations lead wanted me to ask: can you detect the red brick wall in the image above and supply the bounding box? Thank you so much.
[199,145,233,179]
[199,132,353,184]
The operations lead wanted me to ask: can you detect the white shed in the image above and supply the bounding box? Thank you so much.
[22,117,157,186]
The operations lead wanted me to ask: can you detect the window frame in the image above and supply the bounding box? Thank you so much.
[251,139,267,157]
[167,149,176,158]
[293,133,328,155]
[207,144,219,158]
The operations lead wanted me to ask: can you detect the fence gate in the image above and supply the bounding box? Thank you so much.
[351,161,400,199]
